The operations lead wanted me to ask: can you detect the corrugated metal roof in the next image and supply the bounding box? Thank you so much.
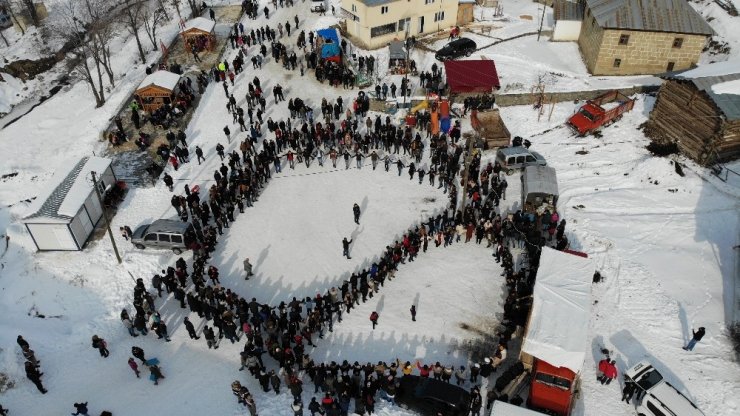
[554,0,585,21]
[23,157,111,223]
[662,62,740,120]
[358,0,398,7]
[586,0,714,35]
[691,74,740,121]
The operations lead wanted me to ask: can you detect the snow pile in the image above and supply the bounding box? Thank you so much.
[0,73,27,115]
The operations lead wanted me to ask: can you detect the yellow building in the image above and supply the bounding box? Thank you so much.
[342,0,460,49]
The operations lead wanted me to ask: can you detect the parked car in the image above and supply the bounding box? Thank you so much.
[624,361,704,416]
[496,146,547,174]
[396,375,471,416]
[310,0,325,12]
[131,219,195,254]
[435,38,477,61]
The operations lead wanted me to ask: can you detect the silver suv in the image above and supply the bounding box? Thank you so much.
[496,146,547,174]
[624,361,704,416]
[131,219,195,254]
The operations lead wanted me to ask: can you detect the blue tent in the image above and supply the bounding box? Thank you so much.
[317,28,340,44]
[321,43,341,59]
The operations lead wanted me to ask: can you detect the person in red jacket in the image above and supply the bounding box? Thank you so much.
[603,360,618,385]
[416,360,431,377]
[596,358,609,384]
[370,311,379,329]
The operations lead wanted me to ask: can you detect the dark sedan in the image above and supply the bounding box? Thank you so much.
[435,38,477,61]
[396,375,471,416]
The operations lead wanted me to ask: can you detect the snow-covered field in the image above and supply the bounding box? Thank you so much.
[0,0,739,415]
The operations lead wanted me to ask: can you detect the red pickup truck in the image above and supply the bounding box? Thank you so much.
[567,90,635,136]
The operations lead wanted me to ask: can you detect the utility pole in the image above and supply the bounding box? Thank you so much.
[403,27,410,108]
[537,2,547,41]
[91,171,122,264]
[460,129,480,224]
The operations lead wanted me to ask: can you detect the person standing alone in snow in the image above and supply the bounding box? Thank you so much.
[410,305,416,321]
[342,237,353,259]
[91,335,109,357]
[243,257,254,280]
[370,311,379,329]
[353,203,361,224]
[683,327,705,351]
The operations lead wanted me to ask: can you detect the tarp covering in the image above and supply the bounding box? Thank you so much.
[522,246,593,373]
[317,28,340,44]
[321,43,340,59]
[444,60,500,93]
[389,40,406,60]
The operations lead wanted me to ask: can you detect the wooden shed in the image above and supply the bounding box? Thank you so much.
[23,157,116,251]
[645,60,740,165]
[180,17,216,53]
[471,109,511,149]
[134,71,181,113]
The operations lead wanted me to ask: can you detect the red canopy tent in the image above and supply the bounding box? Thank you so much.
[443,60,500,94]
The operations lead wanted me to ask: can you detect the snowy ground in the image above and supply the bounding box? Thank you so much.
[0,0,739,415]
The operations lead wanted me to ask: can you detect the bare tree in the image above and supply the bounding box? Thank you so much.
[156,0,169,20]
[122,1,146,63]
[82,0,115,87]
[185,0,199,18]
[54,0,116,107]
[142,3,165,51]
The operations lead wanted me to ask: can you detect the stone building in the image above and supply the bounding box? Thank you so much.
[577,0,713,75]
[341,0,459,49]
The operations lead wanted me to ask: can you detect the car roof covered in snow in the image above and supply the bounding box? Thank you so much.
[181,17,215,34]
[137,71,181,92]
[522,246,594,373]
[23,156,112,223]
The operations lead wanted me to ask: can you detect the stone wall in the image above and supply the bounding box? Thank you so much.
[577,14,604,74]
[590,30,707,75]
[492,85,659,107]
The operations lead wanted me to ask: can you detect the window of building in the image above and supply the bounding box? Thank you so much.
[381,6,388,14]
[618,34,629,45]
[613,58,621,68]
[352,4,356,12]
[371,22,396,37]
[425,0,435,3]
[673,37,684,48]
[398,17,410,32]
[666,61,675,72]
[434,11,445,22]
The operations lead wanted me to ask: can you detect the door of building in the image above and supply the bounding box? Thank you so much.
[419,16,425,33]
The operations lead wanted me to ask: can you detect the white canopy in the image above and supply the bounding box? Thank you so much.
[522,246,593,373]
[138,71,181,92]
[181,17,216,34]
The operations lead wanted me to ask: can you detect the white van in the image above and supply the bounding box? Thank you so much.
[624,361,704,416]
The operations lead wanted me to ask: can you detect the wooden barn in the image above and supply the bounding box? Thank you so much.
[645,60,740,165]
[180,17,216,53]
[134,71,181,113]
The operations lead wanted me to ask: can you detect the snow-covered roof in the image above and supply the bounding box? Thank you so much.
[490,401,547,416]
[522,246,594,373]
[673,59,740,79]
[712,79,740,95]
[181,17,216,34]
[664,59,740,120]
[23,156,112,223]
[585,0,714,36]
[137,71,181,93]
